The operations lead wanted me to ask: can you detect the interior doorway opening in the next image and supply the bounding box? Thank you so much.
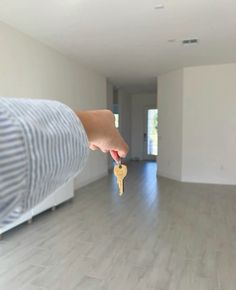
[144,108,158,160]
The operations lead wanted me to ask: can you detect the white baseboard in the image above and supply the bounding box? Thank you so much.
[158,170,236,186]
[75,170,108,190]
[157,170,182,182]
[182,176,236,186]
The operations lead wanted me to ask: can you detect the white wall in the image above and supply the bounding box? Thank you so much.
[106,81,113,112]
[0,21,108,190]
[131,93,157,160]
[158,63,236,185]
[182,64,236,185]
[157,70,183,180]
[118,89,132,161]
[106,81,114,169]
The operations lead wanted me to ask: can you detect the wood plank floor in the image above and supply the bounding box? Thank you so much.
[0,161,236,290]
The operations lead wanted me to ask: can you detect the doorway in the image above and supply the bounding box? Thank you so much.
[143,108,158,160]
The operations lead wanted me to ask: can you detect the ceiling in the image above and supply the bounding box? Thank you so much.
[0,0,236,93]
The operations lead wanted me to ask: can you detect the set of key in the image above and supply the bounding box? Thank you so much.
[114,159,127,196]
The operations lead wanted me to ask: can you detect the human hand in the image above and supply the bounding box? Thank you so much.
[76,110,128,162]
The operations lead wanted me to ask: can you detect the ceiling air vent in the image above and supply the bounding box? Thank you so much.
[182,38,199,45]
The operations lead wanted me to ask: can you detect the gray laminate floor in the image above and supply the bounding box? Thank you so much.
[0,161,236,290]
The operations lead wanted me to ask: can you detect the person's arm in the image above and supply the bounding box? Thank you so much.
[0,97,128,226]
[76,110,128,162]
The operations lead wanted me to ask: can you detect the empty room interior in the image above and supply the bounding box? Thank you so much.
[0,0,236,290]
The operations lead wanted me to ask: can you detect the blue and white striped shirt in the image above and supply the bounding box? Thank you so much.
[0,97,89,225]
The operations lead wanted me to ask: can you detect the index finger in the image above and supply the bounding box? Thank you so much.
[110,150,120,162]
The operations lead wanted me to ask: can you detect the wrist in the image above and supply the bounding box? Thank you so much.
[76,111,97,142]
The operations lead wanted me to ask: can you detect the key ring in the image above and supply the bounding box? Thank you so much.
[117,158,122,168]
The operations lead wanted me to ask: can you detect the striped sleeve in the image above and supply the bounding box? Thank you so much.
[0,97,89,226]
[0,106,27,224]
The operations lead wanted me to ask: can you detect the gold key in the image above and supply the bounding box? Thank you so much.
[114,161,128,196]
